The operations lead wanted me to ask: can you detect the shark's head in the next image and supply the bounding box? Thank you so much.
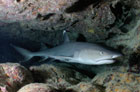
[95,50,122,65]
[100,50,122,59]
[79,48,122,65]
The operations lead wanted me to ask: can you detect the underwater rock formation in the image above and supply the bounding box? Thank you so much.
[0,0,139,49]
[92,71,140,92]
[0,0,140,91]
[17,83,57,92]
[0,0,78,22]
[0,63,33,92]
[67,82,104,92]
[29,64,91,87]
[0,0,116,44]
[1,0,140,54]
[0,63,140,92]
[106,14,140,54]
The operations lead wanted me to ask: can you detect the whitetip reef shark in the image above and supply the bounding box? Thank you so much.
[11,30,122,65]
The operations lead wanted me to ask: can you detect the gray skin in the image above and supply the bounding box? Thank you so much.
[11,31,122,65]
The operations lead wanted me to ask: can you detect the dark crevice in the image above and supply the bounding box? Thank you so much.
[129,53,140,66]
[16,0,21,2]
[119,27,128,33]
[109,2,133,33]
[110,3,123,20]
[76,33,87,42]
[105,33,116,40]
[105,2,134,40]
[68,63,95,78]
[37,13,55,21]
[129,53,140,73]
[65,89,76,92]
[65,0,101,13]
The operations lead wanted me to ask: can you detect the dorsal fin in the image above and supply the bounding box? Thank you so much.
[63,30,70,43]
[40,43,48,51]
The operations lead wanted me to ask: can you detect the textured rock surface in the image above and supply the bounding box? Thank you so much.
[0,0,140,51]
[17,83,56,92]
[0,63,33,92]
[92,71,140,92]
[0,0,78,22]
[0,0,116,43]
[106,14,140,54]
[29,64,91,88]
[122,0,140,8]
[67,82,104,92]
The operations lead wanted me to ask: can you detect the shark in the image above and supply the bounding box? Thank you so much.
[11,30,122,65]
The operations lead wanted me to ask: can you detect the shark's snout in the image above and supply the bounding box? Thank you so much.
[112,54,122,59]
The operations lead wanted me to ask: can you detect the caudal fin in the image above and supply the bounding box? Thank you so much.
[11,44,34,61]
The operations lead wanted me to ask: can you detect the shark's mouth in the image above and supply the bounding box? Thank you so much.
[96,58,115,64]
[96,55,121,62]
[96,59,113,62]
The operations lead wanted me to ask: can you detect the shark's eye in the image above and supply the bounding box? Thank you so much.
[100,52,104,55]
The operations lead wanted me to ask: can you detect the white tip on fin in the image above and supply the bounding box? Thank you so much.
[63,30,70,43]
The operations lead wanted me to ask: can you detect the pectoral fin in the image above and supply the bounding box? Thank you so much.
[50,55,76,62]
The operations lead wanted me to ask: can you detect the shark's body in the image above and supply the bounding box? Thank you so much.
[12,31,122,65]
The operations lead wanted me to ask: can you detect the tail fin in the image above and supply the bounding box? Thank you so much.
[11,44,34,61]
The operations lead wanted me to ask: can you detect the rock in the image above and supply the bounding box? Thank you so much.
[0,0,116,45]
[106,14,140,54]
[0,0,78,22]
[122,0,140,9]
[105,85,139,92]
[92,71,140,92]
[0,63,33,92]
[29,64,91,88]
[67,82,104,92]
[17,83,56,92]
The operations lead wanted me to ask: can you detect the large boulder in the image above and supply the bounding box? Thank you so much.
[0,63,33,92]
